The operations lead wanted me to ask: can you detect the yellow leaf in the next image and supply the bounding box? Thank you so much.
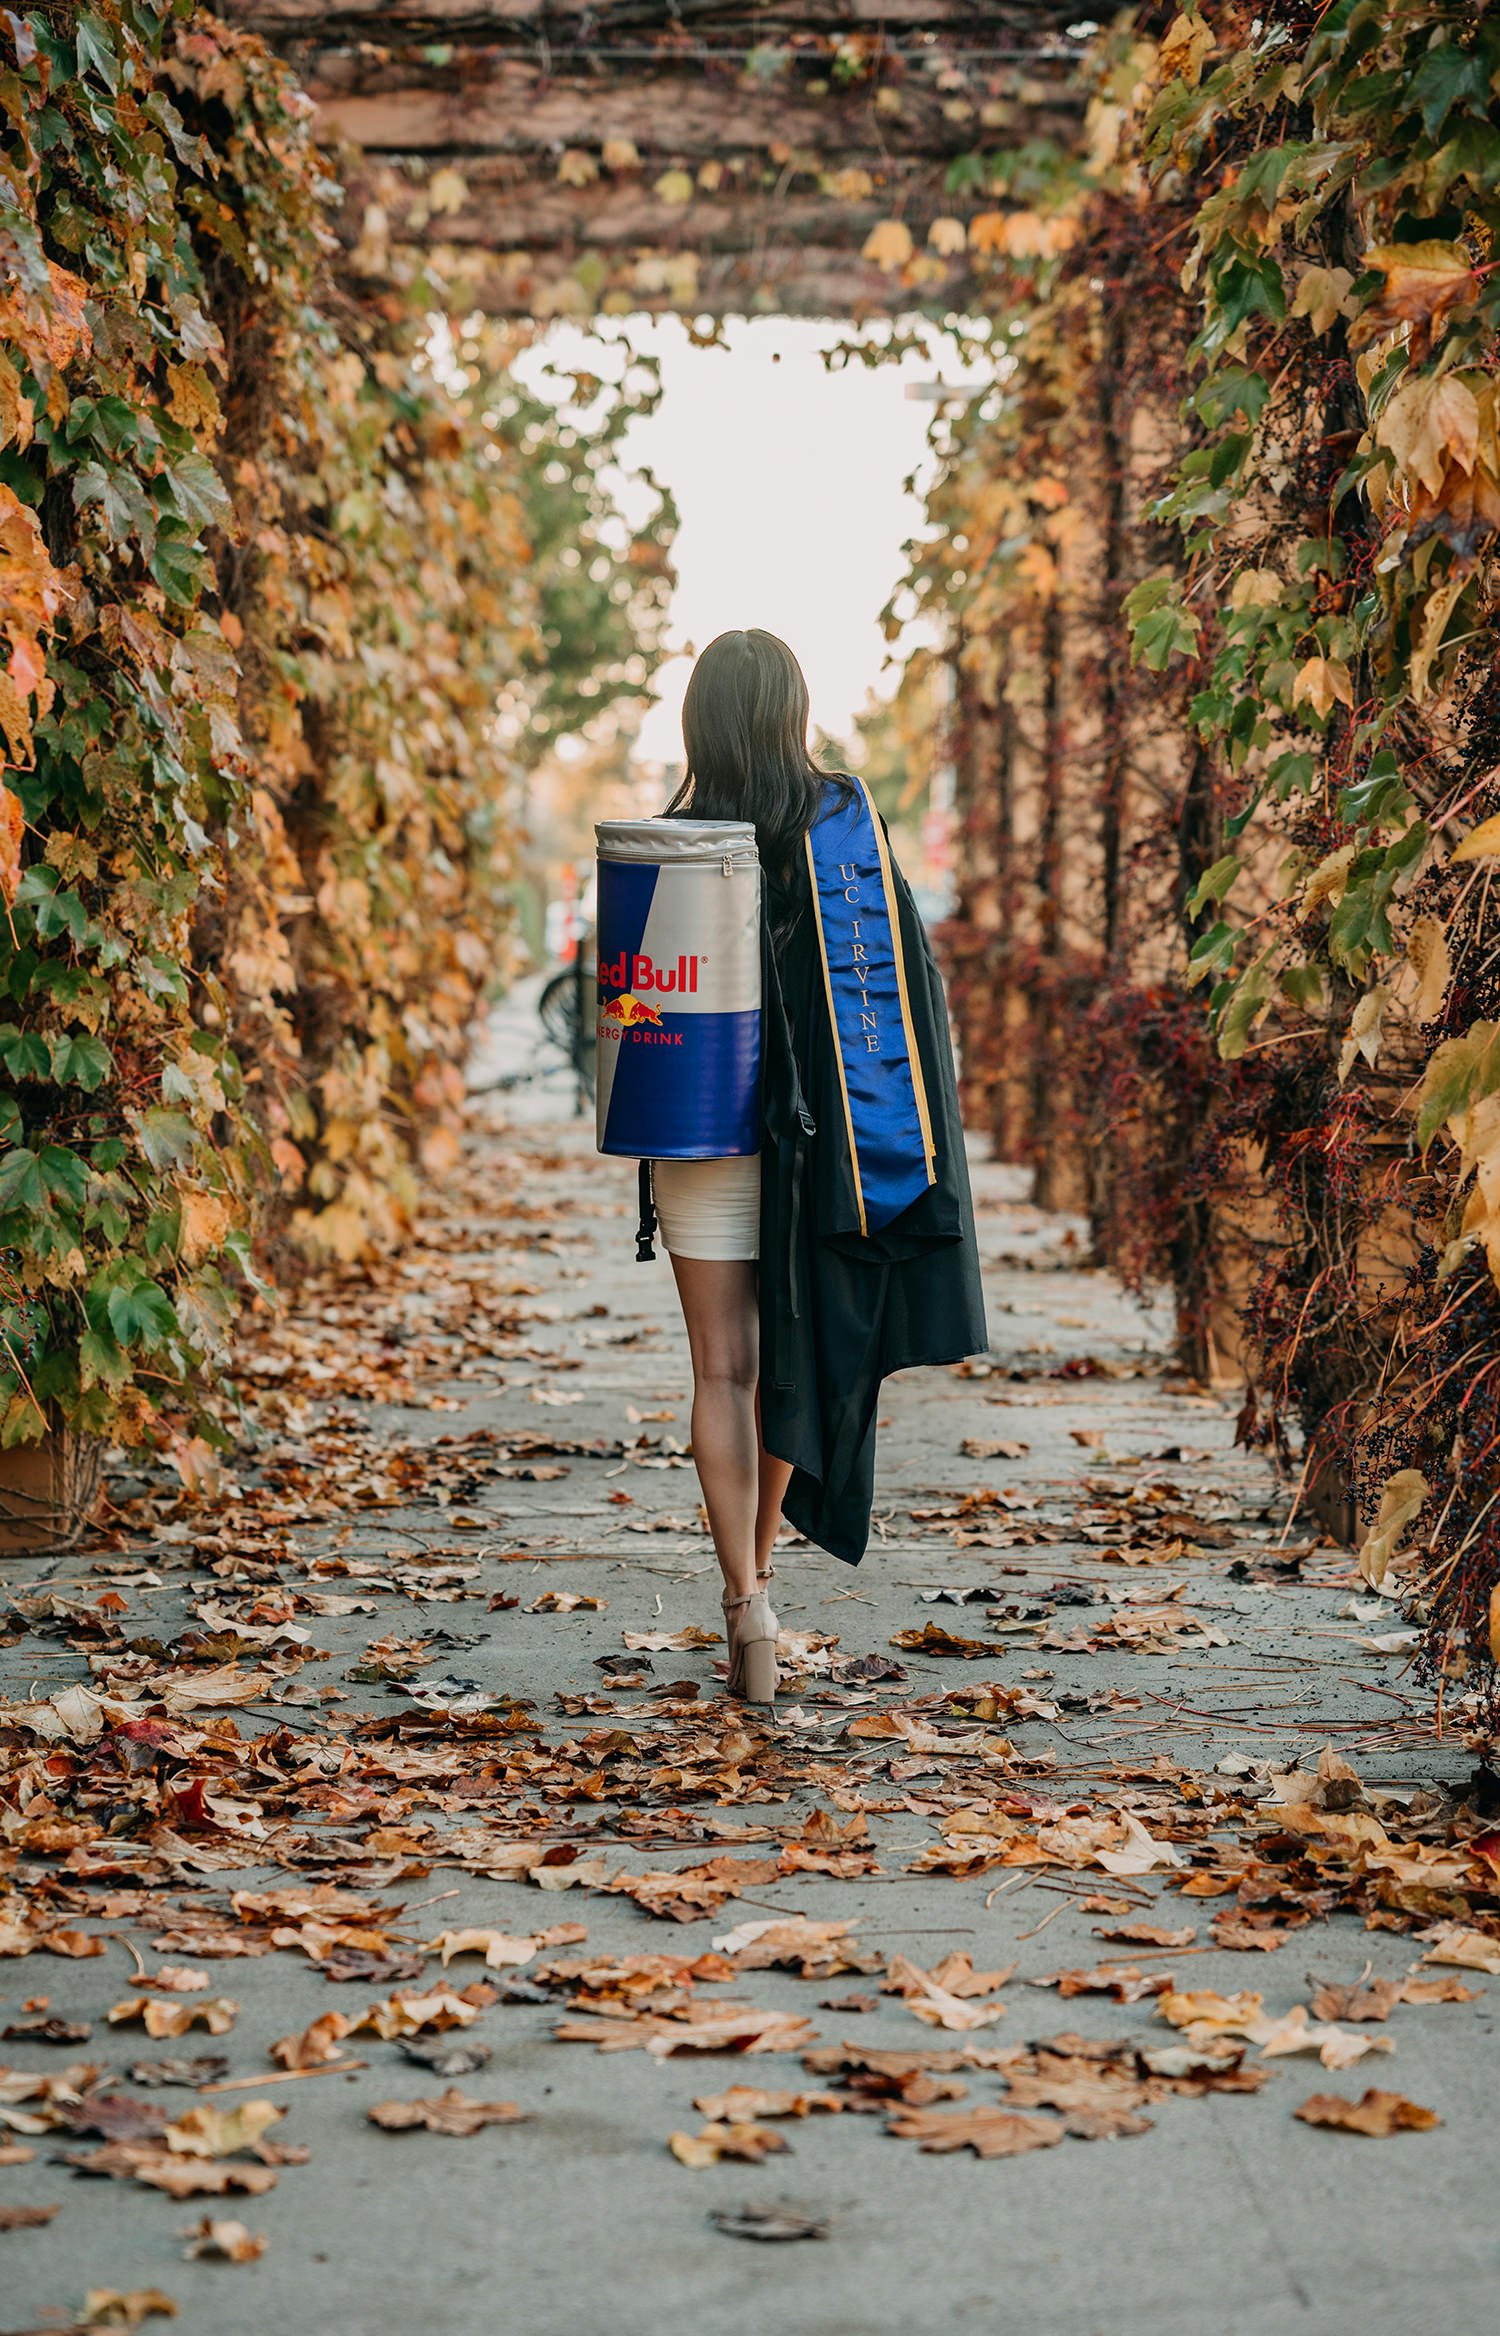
[654,169,695,206]
[1292,265,1354,337]
[1338,984,1389,1085]
[1377,374,1480,498]
[968,212,1010,255]
[601,139,639,171]
[1355,241,1478,342]
[0,350,33,451]
[1405,915,1451,1023]
[1358,1469,1428,1591]
[166,363,220,438]
[928,216,968,256]
[1301,841,1358,917]
[862,219,913,272]
[1228,567,1284,609]
[178,1191,234,1266]
[826,167,874,201]
[0,260,92,373]
[1291,656,1353,720]
[556,149,597,187]
[426,167,469,214]
[1453,812,1500,863]
[0,783,22,907]
[1157,12,1215,85]
[1410,572,1467,705]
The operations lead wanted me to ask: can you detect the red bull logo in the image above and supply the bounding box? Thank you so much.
[597,951,700,996]
[600,992,663,1029]
[598,992,682,1045]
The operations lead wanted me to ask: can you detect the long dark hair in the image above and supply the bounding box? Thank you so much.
[665,628,850,884]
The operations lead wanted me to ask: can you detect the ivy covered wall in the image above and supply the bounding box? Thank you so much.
[913,0,1500,1703]
[0,4,668,1460]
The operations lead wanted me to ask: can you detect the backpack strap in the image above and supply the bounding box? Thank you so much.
[635,1158,657,1262]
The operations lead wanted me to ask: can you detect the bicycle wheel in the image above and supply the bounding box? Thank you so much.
[538,971,580,1053]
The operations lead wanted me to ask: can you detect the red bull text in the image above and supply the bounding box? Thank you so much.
[596,952,699,996]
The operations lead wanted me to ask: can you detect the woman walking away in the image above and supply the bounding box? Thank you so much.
[644,628,986,1706]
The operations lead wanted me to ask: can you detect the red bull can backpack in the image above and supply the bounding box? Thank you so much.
[594,817,762,1162]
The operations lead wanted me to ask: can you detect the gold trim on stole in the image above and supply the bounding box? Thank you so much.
[857,776,938,1185]
[805,828,868,1237]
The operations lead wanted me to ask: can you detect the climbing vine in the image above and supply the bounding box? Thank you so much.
[904,0,1500,1703]
[0,4,670,1459]
[1136,1,1500,1701]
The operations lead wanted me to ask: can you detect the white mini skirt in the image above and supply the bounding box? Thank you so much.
[651,1154,761,1261]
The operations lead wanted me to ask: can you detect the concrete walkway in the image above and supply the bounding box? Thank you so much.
[1,1015,1494,2336]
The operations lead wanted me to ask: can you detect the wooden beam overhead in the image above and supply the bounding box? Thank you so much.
[223,2,1091,39]
[424,245,991,319]
[288,66,1079,161]
[223,2,1086,317]
[357,165,1001,253]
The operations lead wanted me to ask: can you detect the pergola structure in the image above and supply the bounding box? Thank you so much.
[221,4,1091,315]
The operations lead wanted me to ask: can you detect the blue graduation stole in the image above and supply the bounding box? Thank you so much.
[804,776,937,1235]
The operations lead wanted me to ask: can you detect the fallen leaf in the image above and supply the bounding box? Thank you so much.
[0,2201,60,2229]
[1419,1925,1500,1976]
[668,2120,792,2166]
[107,1997,238,2039]
[81,2291,178,2329]
[397,2036,490,2074]
[885,2103,1064,2158]
[367,2089,525,2136]
[1294,2088,1440,2137]
[889,1622,995,1658]
[63,2143,279,2199]
[161,2100,284,2159]
[270,2011,354,2069]
[432,1927,566,1969]
[126,2058,230,2090]
[1030,1965,1172,2005]
[553,2001,817,2058]
[691,2085,843,2124]
[1093,1922,1196,1948]
[711,1916,874,1979]
[350,1988,482,2040]
[707,2203,828,2241]
[182,2216,266,2261]
[1396,1975,1480,2006]
[1309,1977,1404,2024]
[622,1626,721,1652]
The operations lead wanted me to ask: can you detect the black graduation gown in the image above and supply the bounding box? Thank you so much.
[758,828,988,1564]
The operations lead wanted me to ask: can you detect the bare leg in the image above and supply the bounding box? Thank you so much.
[669,1256,761,1602]
[755,1387,793,1579]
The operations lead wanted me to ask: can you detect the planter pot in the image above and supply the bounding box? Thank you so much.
[0,1432,104,1555]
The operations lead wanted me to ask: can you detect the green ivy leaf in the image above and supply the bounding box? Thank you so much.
[1187,855,1242,917]
[0,1150,46,1214]
[106,1279,178,1351]
[0,1026,53,1079]
[74,9,122,93]
[39,1147,89,1209]
[48,1034,114,1090]
[1130,600,1202,670]
[79,1325,130,1395]
[135,1108,198,1171]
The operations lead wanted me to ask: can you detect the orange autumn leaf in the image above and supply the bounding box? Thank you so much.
[0,783,22,905]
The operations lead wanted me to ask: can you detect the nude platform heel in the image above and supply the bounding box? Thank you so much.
[722,1576,779,1706]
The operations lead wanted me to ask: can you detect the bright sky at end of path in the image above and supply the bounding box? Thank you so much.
[513,317,981,767]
